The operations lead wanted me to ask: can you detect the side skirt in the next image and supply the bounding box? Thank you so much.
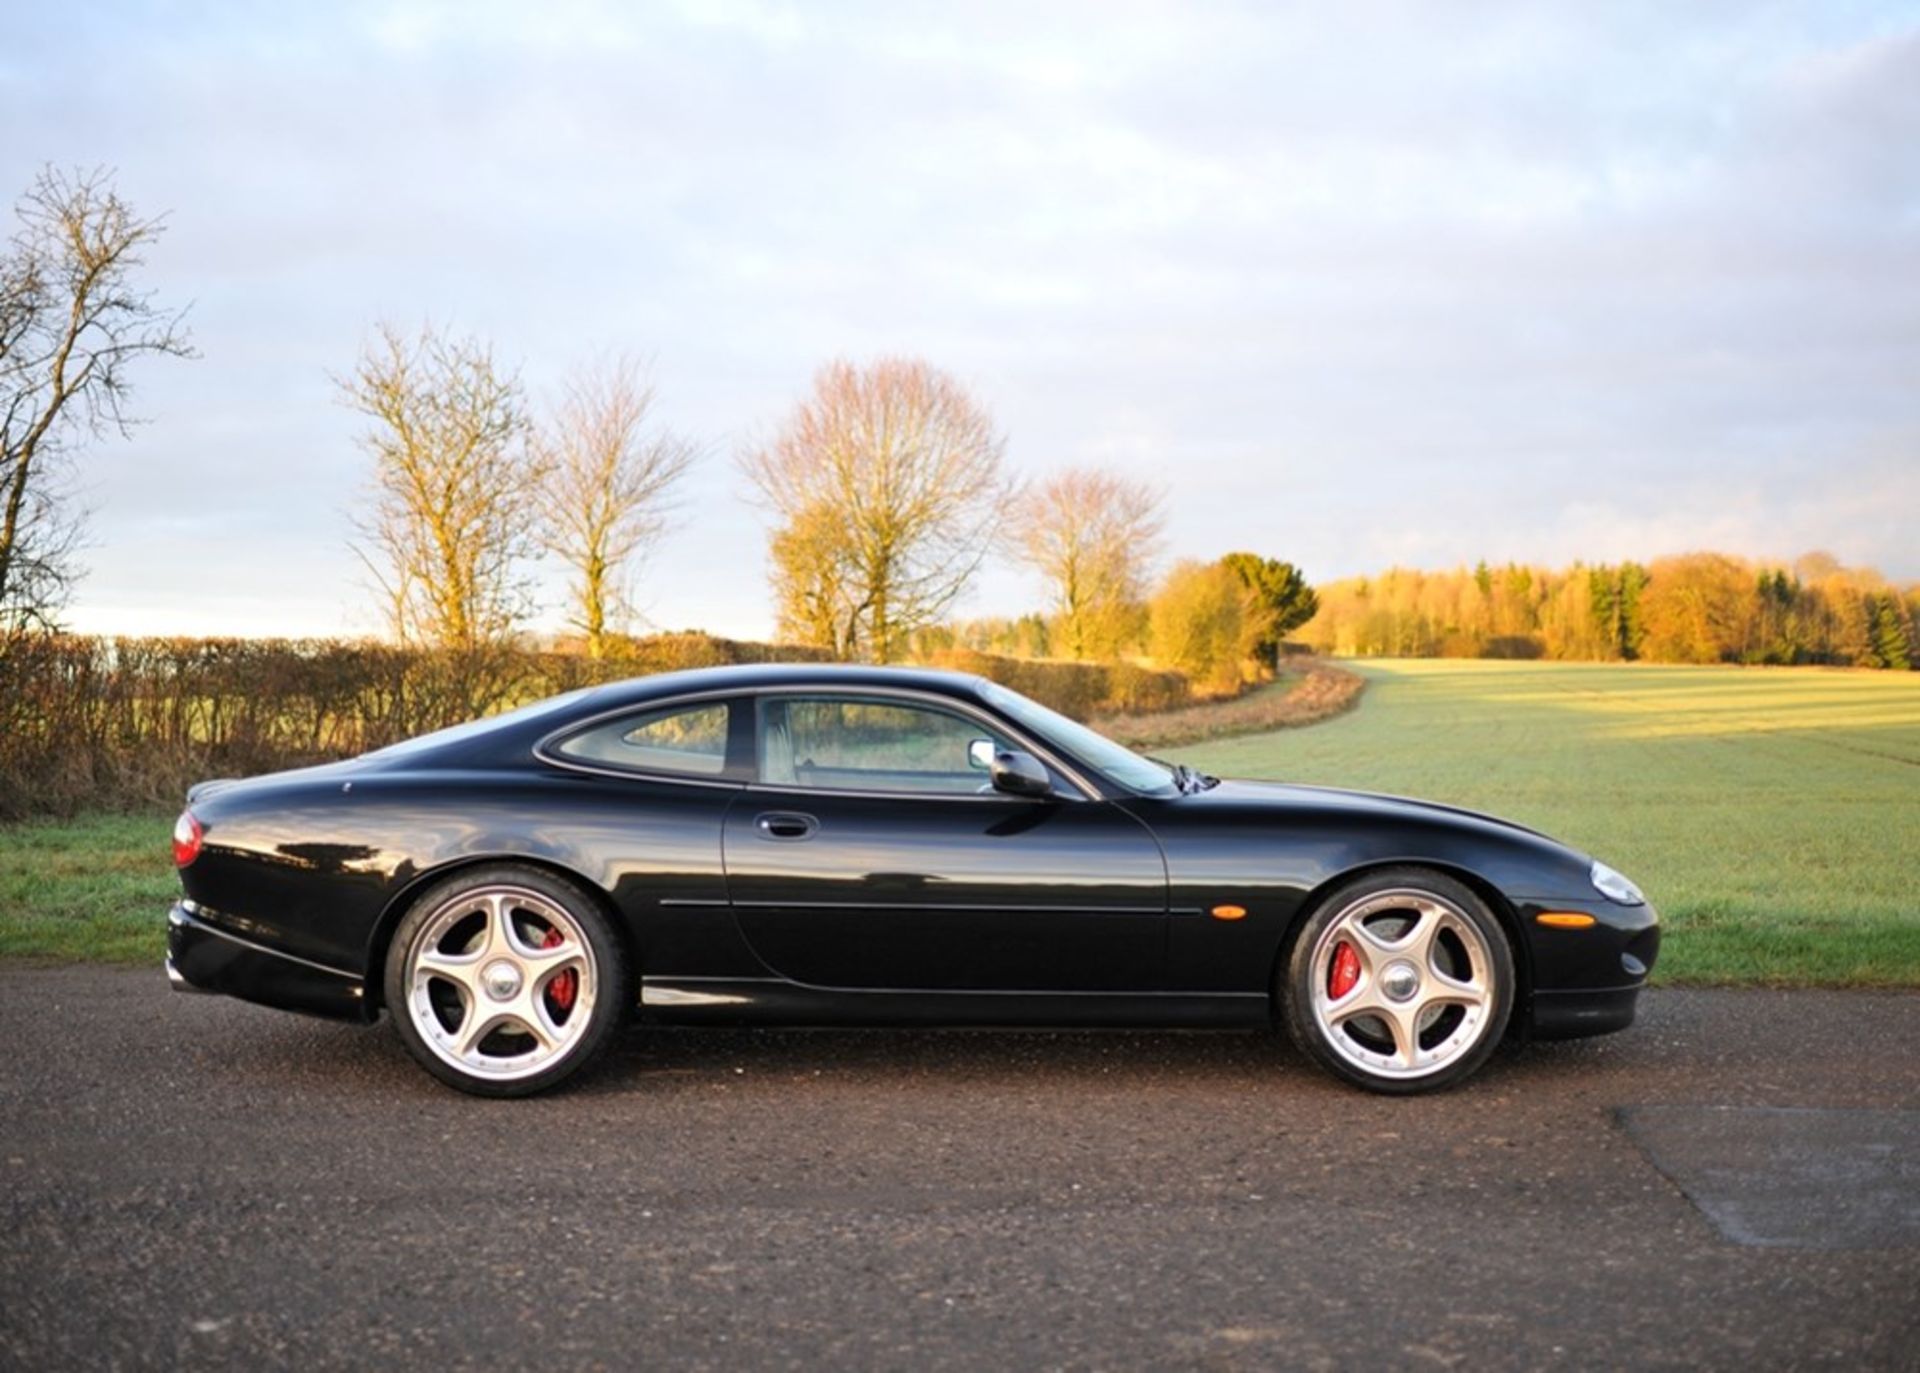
[637,976,1271,1029]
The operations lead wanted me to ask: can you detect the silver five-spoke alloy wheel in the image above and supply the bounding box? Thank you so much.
[1306,887,1496,1082]
[403,884,599,1083]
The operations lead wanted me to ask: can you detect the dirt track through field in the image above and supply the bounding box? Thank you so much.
[2,969,1915,1369]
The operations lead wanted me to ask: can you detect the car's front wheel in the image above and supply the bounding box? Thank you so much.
[384,864,630,1097]
[1282,867,1514,1094]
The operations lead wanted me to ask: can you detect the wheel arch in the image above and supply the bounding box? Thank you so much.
[363,853,633,1015]
[1266,858,1534,1027]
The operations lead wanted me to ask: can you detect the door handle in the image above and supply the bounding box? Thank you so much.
[755,811,818,841]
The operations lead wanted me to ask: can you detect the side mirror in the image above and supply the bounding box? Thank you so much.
[967,738,995,771]
[989,749,1053,799]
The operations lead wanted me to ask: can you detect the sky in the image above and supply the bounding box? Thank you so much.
[3,0,1917,640]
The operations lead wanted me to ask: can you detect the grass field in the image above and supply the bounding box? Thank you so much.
[3,659,1917,983]
[1,811,179,962]
[1180,660,1920,985]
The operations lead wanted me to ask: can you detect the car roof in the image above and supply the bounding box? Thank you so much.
[353,663,1006,773]
[577,661,992,711]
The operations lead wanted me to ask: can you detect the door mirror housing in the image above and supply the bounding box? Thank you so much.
[989,749,1053,799]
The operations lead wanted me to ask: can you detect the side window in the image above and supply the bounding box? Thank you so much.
[760,696,1018,795]
[554,701,734,777]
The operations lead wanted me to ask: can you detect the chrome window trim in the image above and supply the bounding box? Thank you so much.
[533,689,751,790]
[746,685,1100,802]
[534,682,1103,801]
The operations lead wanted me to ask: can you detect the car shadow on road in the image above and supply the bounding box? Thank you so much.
[587,1024,1627,1103]
[195,991,1622,1103]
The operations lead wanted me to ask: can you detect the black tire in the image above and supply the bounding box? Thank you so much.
[1282,866,1514,1095]
[383,863,631,1098]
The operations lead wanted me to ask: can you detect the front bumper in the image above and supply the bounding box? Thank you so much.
[1529,985,1644,1039]
[1517,894,1660,1041]
[167,902,370,1022]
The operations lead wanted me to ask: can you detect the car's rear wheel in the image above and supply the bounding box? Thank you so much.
[384,864,629,1098]
[1282,867,1514,1094]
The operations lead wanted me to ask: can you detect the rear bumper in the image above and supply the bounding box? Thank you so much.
[165,956,210,994]
[166,902,371,1022]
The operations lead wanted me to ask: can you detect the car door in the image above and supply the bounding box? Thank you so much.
[722,690,1169,992]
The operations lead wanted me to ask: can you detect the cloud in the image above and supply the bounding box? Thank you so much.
[3,0,1915,640]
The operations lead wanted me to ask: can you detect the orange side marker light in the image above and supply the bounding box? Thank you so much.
[1210,904,1248,921]
[1536,912,1597,930]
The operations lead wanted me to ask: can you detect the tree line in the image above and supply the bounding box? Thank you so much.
[920,551,1318,696]
[343,332,1316,682]
[1299,552,1918,669]
[3,167,1318,683]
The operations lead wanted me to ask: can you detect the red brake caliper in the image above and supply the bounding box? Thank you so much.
[542,927,578,1013]
[1329,941,1360,1000]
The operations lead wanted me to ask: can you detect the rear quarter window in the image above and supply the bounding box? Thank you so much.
[551,700,738,778]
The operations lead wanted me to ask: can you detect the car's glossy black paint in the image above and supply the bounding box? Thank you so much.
[168,663,1657,1041]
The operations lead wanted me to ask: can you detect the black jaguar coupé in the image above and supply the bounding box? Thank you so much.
[167,664,1658,1096]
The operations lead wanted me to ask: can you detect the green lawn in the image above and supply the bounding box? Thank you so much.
[1178,659,1920,986]
[5,659,1918,983]
[0,811,179,962]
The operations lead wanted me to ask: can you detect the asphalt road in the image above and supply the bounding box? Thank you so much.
[2,968,1916,1371]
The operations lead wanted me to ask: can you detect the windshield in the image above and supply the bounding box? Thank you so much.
[978,681,1178,795]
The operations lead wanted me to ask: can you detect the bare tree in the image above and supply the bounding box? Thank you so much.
[743,358,1013,662]
[1013,467,1164,661]
[534,359,696,657]
[0,167,193,629]
[339,323,536,649]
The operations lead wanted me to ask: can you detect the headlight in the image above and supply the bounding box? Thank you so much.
[1590,859,1644,906]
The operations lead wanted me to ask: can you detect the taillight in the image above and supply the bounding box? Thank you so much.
[172,811,203,867]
